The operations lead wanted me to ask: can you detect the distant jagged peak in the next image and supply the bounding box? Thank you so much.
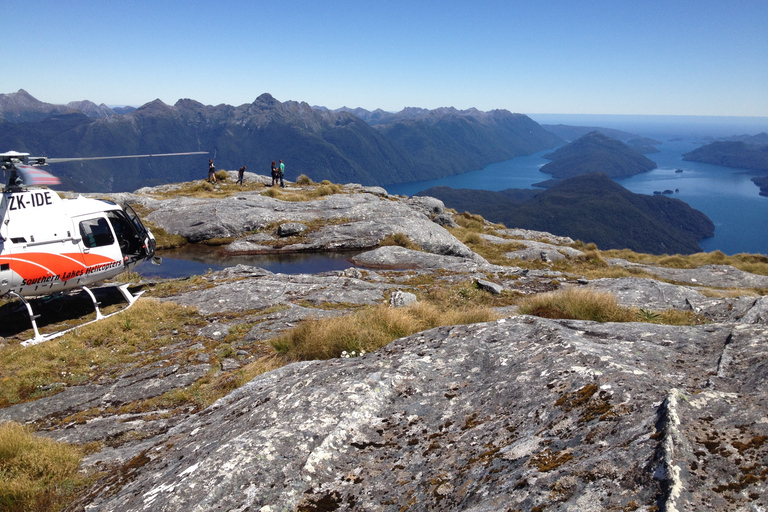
[65,100,115,119]
[0,89,76,122]
[134,98,174,114]
[254,92,279,107]
[1,88,41,107]
[175,98,206,110]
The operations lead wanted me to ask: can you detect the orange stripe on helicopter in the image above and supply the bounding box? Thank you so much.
[0,252,119,282]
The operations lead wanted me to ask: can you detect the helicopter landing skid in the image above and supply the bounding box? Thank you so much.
[15,284,145,347]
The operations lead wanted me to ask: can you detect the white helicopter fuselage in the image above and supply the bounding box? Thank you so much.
[0,188,156,298]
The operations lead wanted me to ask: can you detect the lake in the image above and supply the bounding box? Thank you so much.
[386,116,768,256]
[135,246,360,278]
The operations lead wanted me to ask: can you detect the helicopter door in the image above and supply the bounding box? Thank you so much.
[106,210,145,262]
[72,214,125,280]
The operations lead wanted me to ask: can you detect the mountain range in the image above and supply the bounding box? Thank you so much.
[0,90,562,192]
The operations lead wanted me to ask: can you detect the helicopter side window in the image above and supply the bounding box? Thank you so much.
[79,218,115,248]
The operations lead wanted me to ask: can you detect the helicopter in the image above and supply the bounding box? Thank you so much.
[0,149,207,346]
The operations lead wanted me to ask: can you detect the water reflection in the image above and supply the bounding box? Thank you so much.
[134,245,361,278]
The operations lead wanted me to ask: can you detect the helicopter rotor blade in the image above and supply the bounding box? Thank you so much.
[32,151,208,164]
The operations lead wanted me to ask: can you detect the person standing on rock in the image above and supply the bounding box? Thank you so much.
[270,161,278,187]
[207,159,217,184]
[237,166,246,186]
[278,159,285,188]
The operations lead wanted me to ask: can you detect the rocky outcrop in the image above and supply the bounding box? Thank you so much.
[608,260,768,289]
[77,316,768,512]
[142,188,483,262]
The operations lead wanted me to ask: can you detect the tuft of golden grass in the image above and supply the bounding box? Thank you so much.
[453,212,486,231]
[422,280,520,309]
[271,302,499,361]
[517,287,707,325]
[380,232,420,251]
[0,422,84,512]
[602,249,768,276]
[295,174,313,185]
[518,287,635,323]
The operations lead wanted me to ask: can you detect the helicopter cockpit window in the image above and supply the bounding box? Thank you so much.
[79,218,115,248]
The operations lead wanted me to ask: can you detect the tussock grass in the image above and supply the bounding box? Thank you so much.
[260,182,344,201]
[295,174,313,185]
[517,287,705,325]
[145,177,267,200]
[0,422,84,512]
[602,249,768,276]
[0,299,205,407]
[518,287,635,323]
[423,280,521,309]
[453,212,486,231]
[271,302,499,361]
[380,232,420,251]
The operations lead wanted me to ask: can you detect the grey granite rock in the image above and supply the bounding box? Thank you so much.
[389,290,418,308]
[740,295,768,324]
[277,222,307,237]
[404,196,446,217]
[78,317,768,512]
[495,228,575,245]
[432,213,458,228]
[169,265,394,315]
[351,246,473,270]
[475,278,504,295]
[501,239,584,262]
[607,261,768,289]
[587,277,705,311]
[0,363,210,426]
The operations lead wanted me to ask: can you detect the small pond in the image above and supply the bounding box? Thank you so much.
[134,245,362,279]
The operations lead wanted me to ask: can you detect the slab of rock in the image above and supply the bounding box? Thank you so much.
[77,316,768,512]
[168,265,394,315]
[503,239,584,262]
[476,278,504,295]
[495,228,575,245]
[0,363,210,425]
[607,261,768,290]
[350,246,492,271]
[740,295,768,324]
[403,196,446,217]
[587,277,705,311]
[241,304,348,344]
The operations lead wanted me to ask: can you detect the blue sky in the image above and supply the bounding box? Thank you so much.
[2,0,766,116]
